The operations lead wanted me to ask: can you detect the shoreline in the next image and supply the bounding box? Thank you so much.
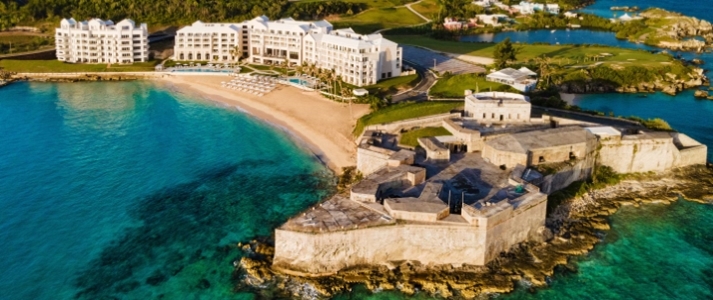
[155,75,370,175]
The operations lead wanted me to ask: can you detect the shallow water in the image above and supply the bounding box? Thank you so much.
[0,81,333,299]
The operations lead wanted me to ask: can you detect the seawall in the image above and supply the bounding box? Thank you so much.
[273,193,547,275]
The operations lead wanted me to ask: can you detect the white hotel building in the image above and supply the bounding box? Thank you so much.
[173,16,402,86]
[55,18,149,64]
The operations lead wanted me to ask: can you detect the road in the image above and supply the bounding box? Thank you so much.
[392,61,436,102]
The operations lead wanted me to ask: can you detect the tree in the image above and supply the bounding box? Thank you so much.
[493,38,518,69]
[229,46,243,62]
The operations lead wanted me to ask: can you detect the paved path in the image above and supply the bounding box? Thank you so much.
[405,0,431,22]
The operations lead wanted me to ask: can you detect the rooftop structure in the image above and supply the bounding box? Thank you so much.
[55,18,149,64]
[464,91,532,124]
[486,67,538,92]
[483,126,597,168]
[585,126,622,139]
[174,16,402,86]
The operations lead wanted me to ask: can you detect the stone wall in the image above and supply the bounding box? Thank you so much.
[362,113,462,134]
[528,143,587,166]
[273,224,486,275]
[539,156,596,194]
[482,142,527,167]
[484,193,547,263]
[356,147,393,176]
[465,101,530,124]
[598,137,679,173]
[273,193,548,274]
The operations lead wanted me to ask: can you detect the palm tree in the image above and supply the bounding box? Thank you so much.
[229,46,243,63]
[535,56,556,88]
[280,57,289,75]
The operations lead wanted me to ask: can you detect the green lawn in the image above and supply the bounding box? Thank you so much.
[0,60,160,73]
[410,0,439,20]
[298,0,416,9]
[399,126,452,147]
[0,34,54,55]
[330,6,424,34]
[354,101,463,135]
[386,35,674,66]
[430,73,519,98]
[365,73,420,96]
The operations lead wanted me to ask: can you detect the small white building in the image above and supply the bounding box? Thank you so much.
[465,91,531,123]
[486,67,538,92]
[564,11,578,18]
[474,14,509,26]
[516,1,560,14]
[55,18,149,64]
[473,0,494,7]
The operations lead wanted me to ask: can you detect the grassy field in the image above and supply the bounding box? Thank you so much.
[410,0,440,20]
[386,35,674,66]
[430,73,519,98]
[298,0,416,9]
[330,6,425,33]
[365,73,419,96]
[354,101,463,135]
[399,126,452,147]
[0,60,160,73]
[0,34,54,55]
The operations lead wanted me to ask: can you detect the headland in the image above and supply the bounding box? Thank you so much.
[237,90,711,298]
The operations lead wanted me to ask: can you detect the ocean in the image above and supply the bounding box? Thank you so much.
[0,81,333,299]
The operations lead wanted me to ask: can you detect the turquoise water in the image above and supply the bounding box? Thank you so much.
[579,0,713,21]
[0,81,333,299]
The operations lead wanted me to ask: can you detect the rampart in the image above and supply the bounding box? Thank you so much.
[597,132,707,173]
[273,190,547,274]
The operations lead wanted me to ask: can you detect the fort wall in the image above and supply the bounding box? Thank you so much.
[356,147,393,176]
[273,224,486,275]
[598,137,679,173]
[273,193,548,274]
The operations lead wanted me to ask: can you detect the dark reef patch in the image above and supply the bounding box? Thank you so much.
[72,161,334,299]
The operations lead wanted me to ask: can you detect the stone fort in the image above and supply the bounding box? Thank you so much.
[272,91,708,275]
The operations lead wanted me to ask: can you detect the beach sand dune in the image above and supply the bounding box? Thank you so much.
[160,75,370,174]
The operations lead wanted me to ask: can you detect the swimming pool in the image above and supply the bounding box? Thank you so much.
[289,78,308,85]
[171,68,234,73]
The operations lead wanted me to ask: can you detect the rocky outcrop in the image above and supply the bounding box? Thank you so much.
[557,67,707,95]
[237,165,713,299]
[694,89,713,100]
[638,9,713,51]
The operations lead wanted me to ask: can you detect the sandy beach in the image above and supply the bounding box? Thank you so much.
[159,74,370,174]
